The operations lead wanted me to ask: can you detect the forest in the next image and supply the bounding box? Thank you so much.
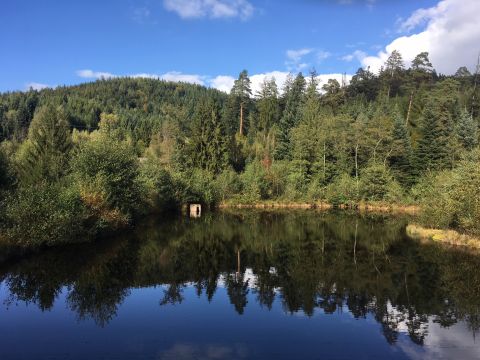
[0,50,479,247]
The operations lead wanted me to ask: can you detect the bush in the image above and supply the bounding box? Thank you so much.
[360,163,400,202]
[172,168,219,206]
[72,137,142,225]
[414,150,480,234]
[239,161,269,202]
[325,173,359,206]
[215,168,242,202]
[0,147,13,191]
[139,158,176,211]
[3,183,89,247]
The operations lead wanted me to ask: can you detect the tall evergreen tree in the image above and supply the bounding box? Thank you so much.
[415,101,452,172]
[456,108,478,150]
[275,73,306,160]
[17,104,72,184]
[231,70,252,136]
[389,109,414,186]
[255,77,280,133]
[185,99,229,174]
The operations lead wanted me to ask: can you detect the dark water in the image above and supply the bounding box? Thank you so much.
[1,210,480,360]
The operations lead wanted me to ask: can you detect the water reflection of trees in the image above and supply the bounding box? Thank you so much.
[1,210,480,345]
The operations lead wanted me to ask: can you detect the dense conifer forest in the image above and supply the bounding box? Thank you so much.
[0,51,479,247]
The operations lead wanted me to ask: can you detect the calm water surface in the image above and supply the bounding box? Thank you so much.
[1,211,479,360]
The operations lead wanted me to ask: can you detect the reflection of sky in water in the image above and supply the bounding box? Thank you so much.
[1,280,479,360]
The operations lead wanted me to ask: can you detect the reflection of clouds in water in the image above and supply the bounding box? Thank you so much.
[397,320,480,360]
[158,343,249,360]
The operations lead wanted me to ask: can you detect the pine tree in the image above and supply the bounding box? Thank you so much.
[415,101,452,172]
[231,70,252,136]
[389,109,414,186]
[186,99,229,174]
[382,50,405,97]
[456,109,478,150]
[275,73,306,160]
[18,104,72,184]
[256,77,279,133]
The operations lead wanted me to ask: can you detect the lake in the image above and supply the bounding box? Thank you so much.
[1,210,479,360]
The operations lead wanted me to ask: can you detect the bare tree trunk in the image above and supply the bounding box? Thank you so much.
[237,249,241,275]
[353,220,358,265]
[323,141,326,181]
[472,53,480,117]
[239,103,244,136]
[355,143,359,195]
[406,90,414,126]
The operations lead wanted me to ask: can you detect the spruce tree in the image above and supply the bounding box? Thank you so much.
[456,109,478,150]
[231,70,252,136]
[389,109,414,186]
[186,99,229,174]
[256,77,280,133]
[18,104,72,184]
[275,73,306,160]
[415,101,452,172]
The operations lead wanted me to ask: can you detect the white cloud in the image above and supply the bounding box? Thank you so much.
[75,69,206,85]
[210,75,235,92]
[159,71,206,85]
[317,50,332,62]
[25,82,51,91]
[132,7,151,23]
[356,0,480,74]
[76,69,115,79]
[74,69,352,95]
[248,71,352,95]
[286,48,314,63]
[341,50,367,63]
[163,0,254,20]
[285,48,330,72]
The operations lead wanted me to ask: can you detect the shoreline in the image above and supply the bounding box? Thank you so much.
[219,201,420,214]
[406,224,480,250]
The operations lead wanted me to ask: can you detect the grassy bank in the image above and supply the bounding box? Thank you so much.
[406,224,480,250]
[220,200,420,214]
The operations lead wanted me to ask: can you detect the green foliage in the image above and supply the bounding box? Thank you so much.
[1,51,480,244]
[239,161,269,201]
[456,109,478,151]
[360,163,402,202]
[139,158,176,210]
[182,98,229,174]
[16,104,72,185]
[414,150,480,234]
[3,183,88,247]
[72,135,141,222]
[389,110,414,186]
[173,168,219,206]
[0,146,13,191]
[415,100,453,172]
[215,169,242,202]
[325,174,358,206]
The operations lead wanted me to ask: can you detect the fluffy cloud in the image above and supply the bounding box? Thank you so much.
[159,71,206,85]
[75,69,352,95]
[285,48,331,72]
[76,69,206,85]
[163,0,254,20]
[353,0,480,74]
[76,69,115,79]
[25,82,51,91]
[248,71,352,95]
[210,75,235,92]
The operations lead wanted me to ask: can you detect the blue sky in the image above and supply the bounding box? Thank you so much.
[1,0,477,93]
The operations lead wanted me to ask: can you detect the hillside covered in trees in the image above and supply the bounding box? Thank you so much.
[0,51,479,247]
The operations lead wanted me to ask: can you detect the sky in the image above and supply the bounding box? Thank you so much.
[1,0,479,94]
